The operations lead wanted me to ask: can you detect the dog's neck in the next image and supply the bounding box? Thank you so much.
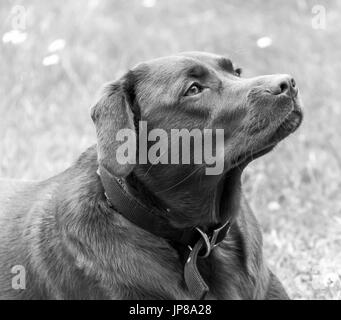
[127,165,244,229]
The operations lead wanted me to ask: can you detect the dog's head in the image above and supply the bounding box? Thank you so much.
[91,52,303,216]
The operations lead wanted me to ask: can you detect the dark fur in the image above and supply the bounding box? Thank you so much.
[0,52,302,299]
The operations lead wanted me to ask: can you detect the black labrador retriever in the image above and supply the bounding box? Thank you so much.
[0,52,302,299]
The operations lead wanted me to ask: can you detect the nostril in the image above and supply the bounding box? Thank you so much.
[279,81,289,94]
[268,76,298,96]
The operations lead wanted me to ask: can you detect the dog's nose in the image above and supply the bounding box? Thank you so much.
[268,75,298,97]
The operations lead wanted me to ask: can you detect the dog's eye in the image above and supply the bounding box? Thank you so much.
[185,83,203,96]
[235,68,242,77]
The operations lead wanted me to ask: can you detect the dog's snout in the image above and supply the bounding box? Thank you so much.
[268,75,298,97]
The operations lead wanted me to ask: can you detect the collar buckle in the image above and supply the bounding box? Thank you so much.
[195,220,231,258]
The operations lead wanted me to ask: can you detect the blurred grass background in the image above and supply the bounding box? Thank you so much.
[0,0,340,299]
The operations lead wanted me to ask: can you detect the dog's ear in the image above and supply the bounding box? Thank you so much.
[91,76,137,177]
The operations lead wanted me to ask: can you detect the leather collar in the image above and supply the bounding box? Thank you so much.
[98,165,231,299]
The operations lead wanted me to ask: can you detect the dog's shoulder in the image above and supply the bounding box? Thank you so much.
[41,146,187,299]
[0,145,103,299]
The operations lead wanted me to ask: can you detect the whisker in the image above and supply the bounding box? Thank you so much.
[155,165,203,194]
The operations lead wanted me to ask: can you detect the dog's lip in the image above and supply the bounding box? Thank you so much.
[275,101,303,136]
[229,101,303,170]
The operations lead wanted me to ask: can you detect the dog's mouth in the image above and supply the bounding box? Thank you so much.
[272,104,303,141]
[230,101,303,170]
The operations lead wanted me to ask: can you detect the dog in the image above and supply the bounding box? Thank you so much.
[0,52,302,299]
